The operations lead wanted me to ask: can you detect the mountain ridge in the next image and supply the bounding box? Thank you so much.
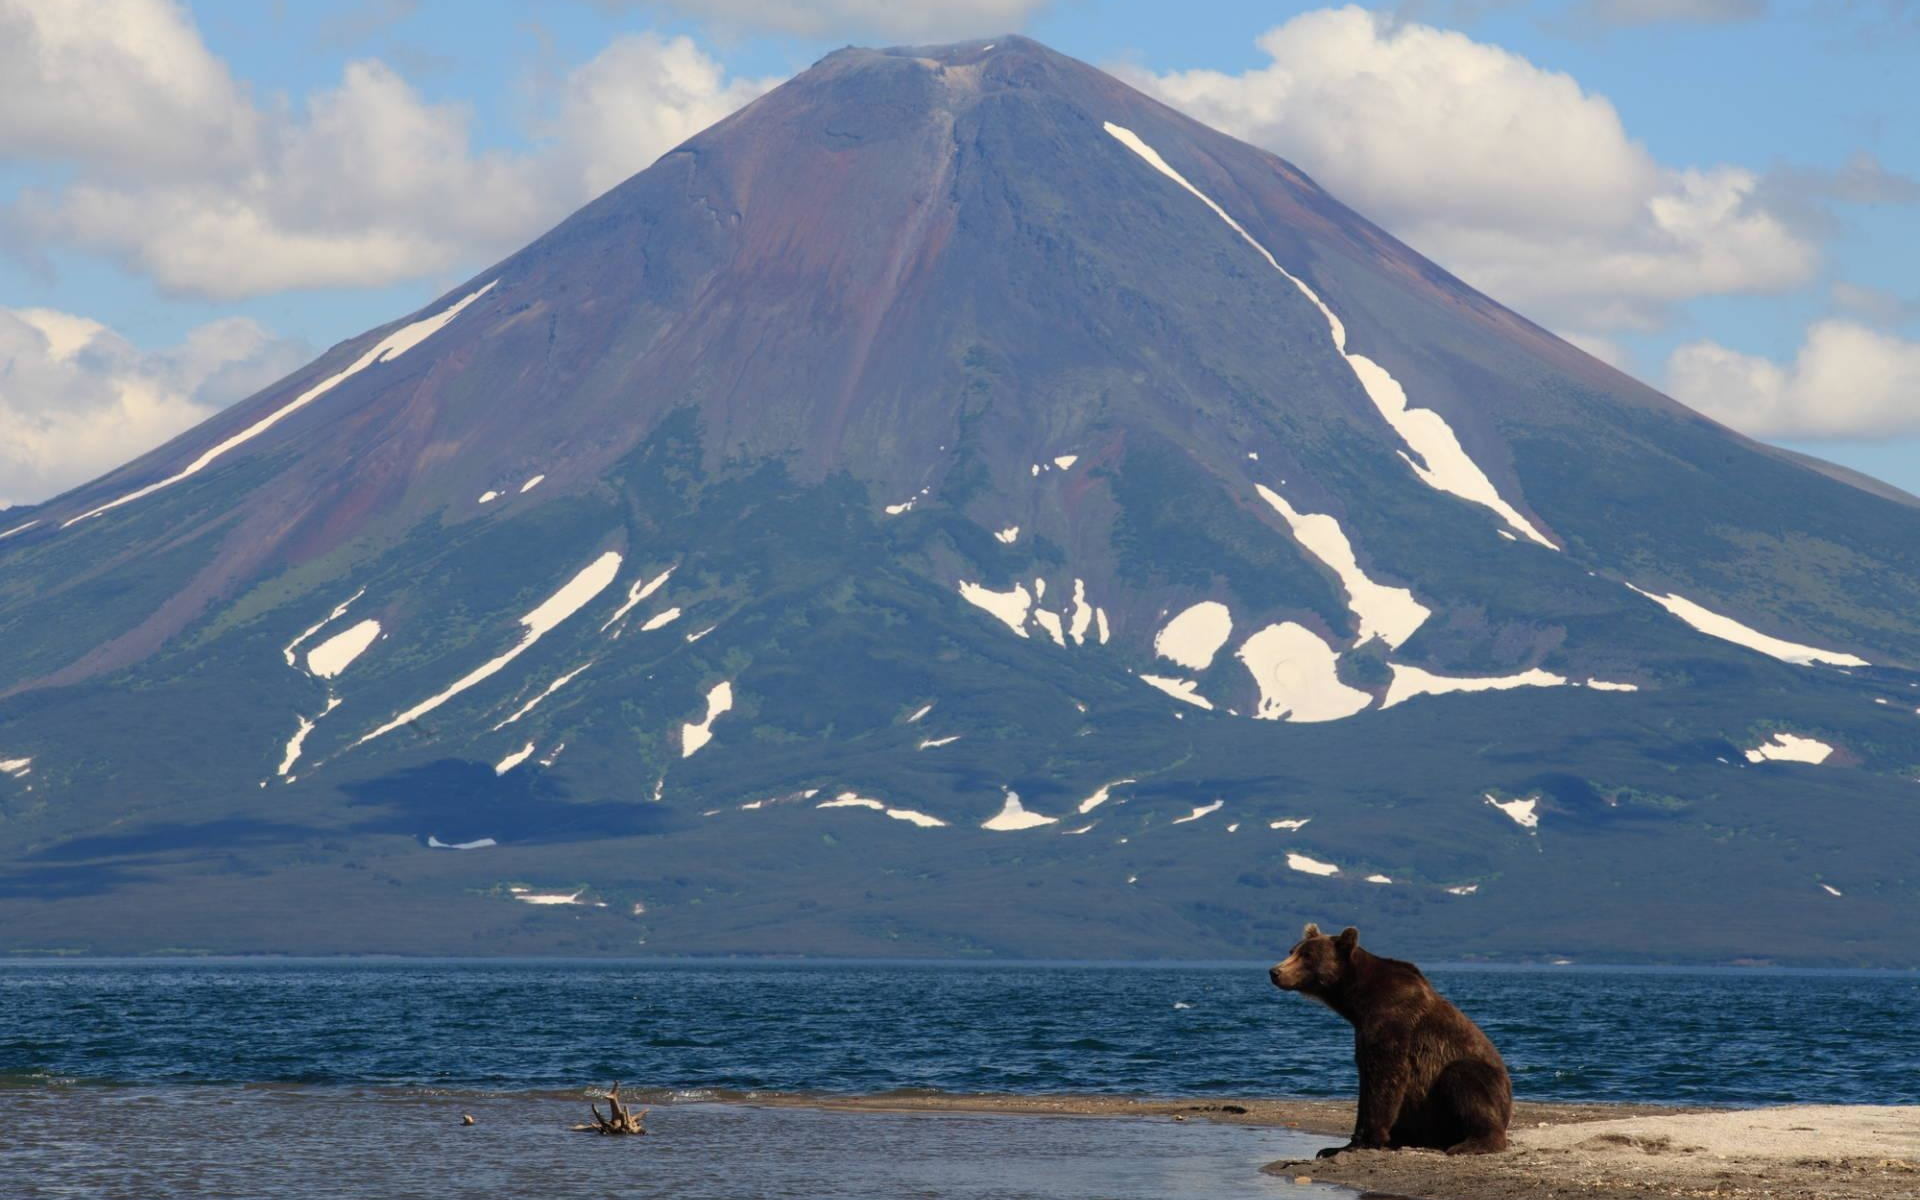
[1,36,1916,963]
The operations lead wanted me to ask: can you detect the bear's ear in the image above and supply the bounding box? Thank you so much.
[1335,927,1359,954]
[1301,922,1321,940]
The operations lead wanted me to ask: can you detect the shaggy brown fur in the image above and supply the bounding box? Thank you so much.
[1271,923,1512,1157]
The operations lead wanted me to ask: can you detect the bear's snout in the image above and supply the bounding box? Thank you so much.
[1270,958,1298,990]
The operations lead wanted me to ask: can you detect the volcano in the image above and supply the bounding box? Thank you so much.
[3,37,1917,963]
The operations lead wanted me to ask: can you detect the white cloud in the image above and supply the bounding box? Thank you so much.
[543,33,782,199]
[0,308,309,507]
[1666,319,1920,439]
[602,0,1053,39]
[4,2,779,298]
[0,0,254,172]
[1123,7,1817,332]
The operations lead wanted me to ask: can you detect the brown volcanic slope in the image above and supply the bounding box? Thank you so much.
[0,38,1916,961]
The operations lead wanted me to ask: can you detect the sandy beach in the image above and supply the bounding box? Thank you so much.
[770,1094,1920,1199]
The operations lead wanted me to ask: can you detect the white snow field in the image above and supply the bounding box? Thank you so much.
[1154,601,1233,670]
[1382,663,1569,708]
[1744,732,1835,764]
[958,580,1033,636]
[1484,793,1541,830]
[982,789,1058,831]
[1255,485,1429,648]
[1627,584,1869,667]
[681,681,735,758]
[1104,124,1554,549]
[1236,622,1372,722]
[355,550,622,746]
[66,282,496,529]
[1138,673,1213,709]
[307,619,380,679]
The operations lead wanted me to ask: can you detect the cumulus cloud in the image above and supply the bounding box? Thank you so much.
[1123,6,1818,332]
[0,0,255,172]
[600,0,1054,39]
[0,308,309,507]
[541,33,783,200]
[1666,320,1920,439]
[2,2,780,298]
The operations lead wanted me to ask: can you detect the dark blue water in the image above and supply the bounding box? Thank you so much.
[4,960,1916,1105]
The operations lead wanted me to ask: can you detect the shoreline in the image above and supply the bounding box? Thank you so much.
[9,1080,1916,1197]
[752,1094,1919,1200]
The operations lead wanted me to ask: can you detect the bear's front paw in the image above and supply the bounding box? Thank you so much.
[1315,1143,1353,1159]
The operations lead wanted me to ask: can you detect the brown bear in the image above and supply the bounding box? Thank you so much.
[1271,923,1511,1157]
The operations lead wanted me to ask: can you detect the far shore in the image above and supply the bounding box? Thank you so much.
[756,1093,1920,1200]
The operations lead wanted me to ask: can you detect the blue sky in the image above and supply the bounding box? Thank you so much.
[2,0,1916,505]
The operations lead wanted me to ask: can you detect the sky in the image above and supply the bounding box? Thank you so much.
[2,0,1916,507]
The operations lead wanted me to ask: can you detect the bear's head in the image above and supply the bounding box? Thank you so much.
[1270,922,1359,998]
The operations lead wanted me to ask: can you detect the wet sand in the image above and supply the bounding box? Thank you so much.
[769,1094,1920,1199]
[1259,1103,1920,1200]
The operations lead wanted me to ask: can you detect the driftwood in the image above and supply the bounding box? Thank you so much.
[572,1081,649,1135]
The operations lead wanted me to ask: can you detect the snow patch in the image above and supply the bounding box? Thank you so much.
[681,680,734,758]
[1237,622,1372,722]
[1078,778,1135,814]
[1068,579,1094,645]
[818,792,947,828]
[1173,800,1223,824]
[66,282,495,528]
[1484,793,1540,830]
[958,580,1033,637]
[355,551,621,746]
[495,742,536,775]
[1254,486,1429,648]
[478,491,499,504]
[1286,853,1339,877]
[1627,584,1869,667]
[1270,818,1311,831]
[277,716,315,778]
[510,887,584,906]
[1103,124,1553,549]
[1446,884,1480,896]
[640,607,682,632]
[0,520,39,539]
[602,566,675,633]
[1820,883,1843,897]
[428,836,496,850]
[982,789,1057,831]
[519,474,545,494]
[0,757,31,778]
[685,625,716,643]
[884,497,917,515]
[1383,663,1569,708]
[994,525,1020,544]
[1585,679,1639,692]
[918,735,962,749]
[494,661,593,730]
[283,587,366,668]
[1032,608,1066,646]
[1095,608,1110,645]
[307,619,381,679]
[906,702,934,724]
[1745,732,1835,765]
[1139,673,1213,710]
[1053,455,1078,470]
[1154,601,1233,670]
[1365,874,1392,884]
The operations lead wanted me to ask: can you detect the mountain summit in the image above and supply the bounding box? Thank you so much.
[3,37,1916,963]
